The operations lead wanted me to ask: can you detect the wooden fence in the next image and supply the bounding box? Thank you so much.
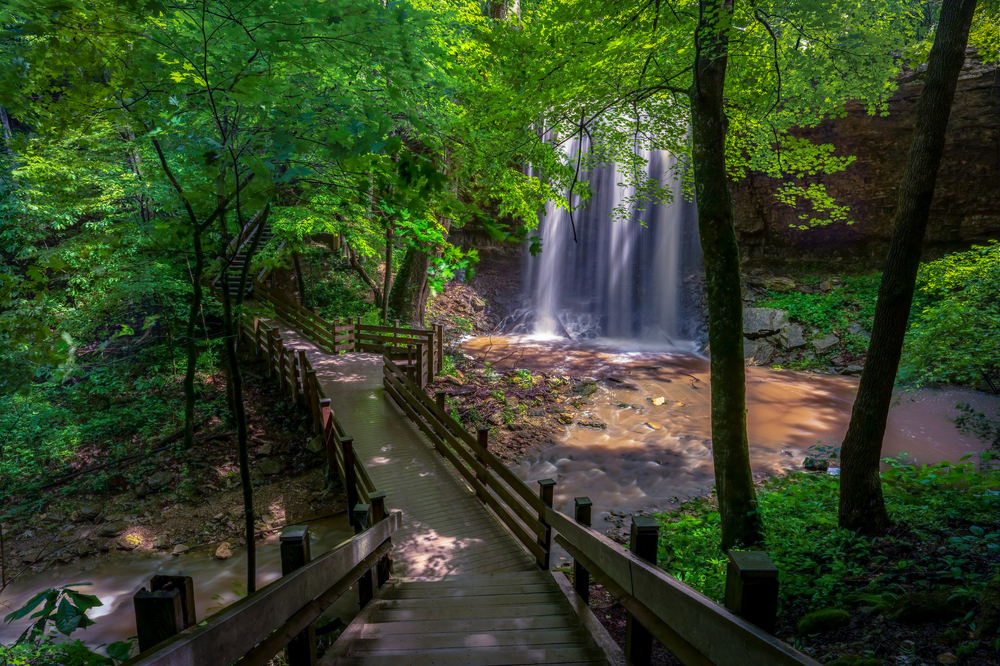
[239,317,376,511]
[381,352,821,666]
[123,510,402,666]
[250,279,444,389]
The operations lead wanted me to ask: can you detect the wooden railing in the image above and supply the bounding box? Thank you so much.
[382,354,554,569]
[238,316,376,510]
[381,352,820,666]
[251,278,444,389]
[123,510,402,666]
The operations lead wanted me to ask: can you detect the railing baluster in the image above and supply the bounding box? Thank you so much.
[280,526,316,666]
[343,438,358,523]
[573,498,592,603]
[625,516,659,666]
[133,575,196,654]
[725,551,779,634]
[537,479,555,570]
[353,503,375,609]
[370,493,392,588]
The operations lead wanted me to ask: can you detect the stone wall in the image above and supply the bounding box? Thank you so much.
[733,52,999,270]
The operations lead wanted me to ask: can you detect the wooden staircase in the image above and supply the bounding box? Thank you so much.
[214,214,278,299]
[321,572,608,665]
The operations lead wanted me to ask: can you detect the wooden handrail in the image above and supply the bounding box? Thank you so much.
[546,510,820,666]
[382,354,549,564]
[123,512,402,666]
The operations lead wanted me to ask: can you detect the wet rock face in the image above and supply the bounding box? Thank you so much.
[733,52,998,270]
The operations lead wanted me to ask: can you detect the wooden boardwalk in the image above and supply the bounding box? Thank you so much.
[274,326,609,665]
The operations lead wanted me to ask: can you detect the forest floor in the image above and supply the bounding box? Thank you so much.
[0,350,344,587]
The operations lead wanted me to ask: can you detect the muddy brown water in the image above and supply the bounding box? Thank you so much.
[0,515,356,652]
[3,337,996,649]
[462,335,998,554]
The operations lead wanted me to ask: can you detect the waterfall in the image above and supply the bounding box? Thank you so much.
[520,141,701,347]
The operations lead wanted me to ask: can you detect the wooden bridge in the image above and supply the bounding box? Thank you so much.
[122,280,821,666]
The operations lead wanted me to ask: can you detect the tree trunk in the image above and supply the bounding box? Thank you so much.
[838,0,978,534]
[382,224,393,324]
[0,105,13,156]
[183,227,205,450]
[292,251,308,309]
[388,247,429,328]
[688,0,762,551]
[219,266,256,593]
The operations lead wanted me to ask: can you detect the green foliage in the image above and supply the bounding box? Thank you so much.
[796,608,850,634]
[954,403,1000,452]
[2,584,135,665]
[899,242,1000,386]
[656,458,999,615]
[757,274,880,333]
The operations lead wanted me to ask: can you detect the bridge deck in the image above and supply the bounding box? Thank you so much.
[274,327,608,665]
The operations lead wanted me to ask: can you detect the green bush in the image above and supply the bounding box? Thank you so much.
[899,241,1000,385]
[655,457,1000,615]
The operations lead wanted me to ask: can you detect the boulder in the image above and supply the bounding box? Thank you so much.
[96,522,127,538]
[844,365,864,376]
[306,436,324,454]
[147,471,174,491]
[556,414,574,425]
[742,308,788,339]
[470,297,486,312]
[579,421,607,429]
[117,534,142,551]
[819,280,833,292]
[215,542,233,560]
[258,459,284,475]
[171,544,190,556]
[776,323,806,349]
[764,277,796,292]
[77,503,104,522]
[258,442,273,456]
[797,608,850,634]
[134,484,150,499]
[73,541,94,558]
[812,333,840,351]
[937,654,957,665]
[743,338,775,365]
[153,535,170,549]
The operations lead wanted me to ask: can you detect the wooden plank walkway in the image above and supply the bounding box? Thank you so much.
[273,326,608,665]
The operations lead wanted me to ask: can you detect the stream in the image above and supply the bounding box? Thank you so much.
[2,336,995,651]
[462,335,998,536]
[0,515,356,652]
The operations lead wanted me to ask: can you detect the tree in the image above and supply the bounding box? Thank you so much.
[838,0,979,534]
[688,0,763,548]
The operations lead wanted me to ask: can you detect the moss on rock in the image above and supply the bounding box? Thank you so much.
[797,608,851,635]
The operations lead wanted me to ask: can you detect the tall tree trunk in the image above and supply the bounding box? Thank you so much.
[183,228,205,450]
[382,224,393,324]
[388,247,429,329]
[0,106,13,156]
[219,266,256,592]
[292,251,308,309]
[839,0,978,534]
[688,0,762,551]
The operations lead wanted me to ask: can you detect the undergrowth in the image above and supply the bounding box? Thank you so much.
[656,456,1000,616]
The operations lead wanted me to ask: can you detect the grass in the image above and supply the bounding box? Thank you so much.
[655,455,999,657]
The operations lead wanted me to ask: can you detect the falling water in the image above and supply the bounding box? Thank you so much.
[522,139,701,346]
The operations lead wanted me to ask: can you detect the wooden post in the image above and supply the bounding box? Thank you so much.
[297,350,307,406]
[343,438,358,525]
[475,428,489,498]
[133,575,196,653]
[436,324,444,374]
[280,526,316,666]
[415,342,424,389]
[289,352,299,403]
[320,398,338,483]
[537,479,555,570]
[352,503,376,609]
[436,391,446,414]
[370,493,392,588]
[253,318,261,357]
[277,338,288,392]
[625,516,659,666]
[573,498,593,603]
[306,369,322,436]
[267,329,277,379]
[725,550,779,634]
